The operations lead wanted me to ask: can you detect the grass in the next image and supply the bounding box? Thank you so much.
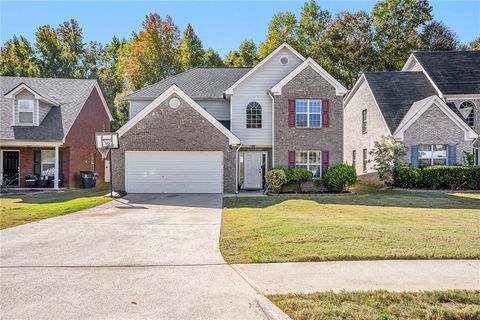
[268,290,480,320]
[0,185,112,229]
[220,186,480,263]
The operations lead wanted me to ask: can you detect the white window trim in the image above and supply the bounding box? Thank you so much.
[296,99,322,128]
[362,109,368,134]
[418,144,448,167]
[17,99,35,125]
[362,148,368,173]
[295,150,322,177]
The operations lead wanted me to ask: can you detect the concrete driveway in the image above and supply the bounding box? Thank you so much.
[0,194,266,320]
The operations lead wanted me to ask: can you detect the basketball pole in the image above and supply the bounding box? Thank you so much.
[109,149,113,198]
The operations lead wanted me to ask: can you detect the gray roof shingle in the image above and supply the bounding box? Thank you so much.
[124,67,252,100]
[1,76,97,141]
[365,71,438,133]
[413,51,480,95]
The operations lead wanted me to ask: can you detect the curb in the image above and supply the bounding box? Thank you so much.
[256,295,292,320]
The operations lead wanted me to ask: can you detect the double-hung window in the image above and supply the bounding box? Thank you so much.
[362,149,368,172]
[296,150,321,177]
[41,150,55,176]
[418,144,447,167]
[352,150,356,167]
[18,99,34,124]
[296,100,321,128]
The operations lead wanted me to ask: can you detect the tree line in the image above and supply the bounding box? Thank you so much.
[1,0,479,129]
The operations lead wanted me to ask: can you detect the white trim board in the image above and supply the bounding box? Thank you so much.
[117,84,241,145]
[224,43,306,95]
[0,140,62,147]
[393,95,478,141]
[4,83,60,106]
[270,58,348,96]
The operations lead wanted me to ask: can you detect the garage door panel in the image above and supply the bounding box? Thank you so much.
[125,151,223,193]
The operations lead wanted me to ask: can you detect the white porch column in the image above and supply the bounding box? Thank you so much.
[54,145,59,189]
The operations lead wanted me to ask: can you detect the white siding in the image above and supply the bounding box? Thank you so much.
[38,101,51,124]
[197,100,230,120]
[230,47,303,145]
[129,100,151,119]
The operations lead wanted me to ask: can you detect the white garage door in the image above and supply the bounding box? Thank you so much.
[125,151,223,193]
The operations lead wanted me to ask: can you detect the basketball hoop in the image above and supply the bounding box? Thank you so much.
[95,132,119,198]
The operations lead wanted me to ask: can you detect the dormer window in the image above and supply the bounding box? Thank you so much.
[18,99,35,124]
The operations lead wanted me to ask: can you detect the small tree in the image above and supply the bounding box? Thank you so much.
[370,136,407,185]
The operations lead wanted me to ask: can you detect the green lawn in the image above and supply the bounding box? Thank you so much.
[0,185,112,229]
[220,186,480,263]
[268,290,480,320]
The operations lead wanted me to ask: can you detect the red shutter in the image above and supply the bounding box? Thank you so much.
[288,100,296,127]
[288,151,296,169]
[321,151,329,176]
[322,99,329,128]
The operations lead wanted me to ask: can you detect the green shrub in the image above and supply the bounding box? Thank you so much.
[272,166,289,176]
[393,165,420,188]
[393,165,480,190]
[322,164,357,192]
[265,169,288,193]
[287,167,313,183]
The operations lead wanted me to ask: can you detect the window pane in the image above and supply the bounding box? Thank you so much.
[41,163,55,176]
[309,100,321,113]
[432,145,447,159]
[296,114,307,127]
[308,151,321,164]
[418,145,432,159]
[419,159,431,167]
[18,99,34,112]
[309,114,321,128]
[19,112,33,123]
[296,164,307,170]
[309,165,321,177]
[42,150,55,163]
[296,151,308,164]
[433,159,447,166]
[295,100,308,113]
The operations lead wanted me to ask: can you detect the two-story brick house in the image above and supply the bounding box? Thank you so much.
[112,43,348,193]
[344,51,479,180]
[0,77,113,188]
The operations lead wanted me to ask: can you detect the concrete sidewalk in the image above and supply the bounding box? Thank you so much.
[232,260,480,294]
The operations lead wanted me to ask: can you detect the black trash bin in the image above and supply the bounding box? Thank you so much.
[80,171,95,188]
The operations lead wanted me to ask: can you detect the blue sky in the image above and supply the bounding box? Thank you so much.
[1,1,479,56]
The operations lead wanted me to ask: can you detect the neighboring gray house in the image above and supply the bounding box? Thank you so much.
[344,51,480,179]
[112,43,348,193]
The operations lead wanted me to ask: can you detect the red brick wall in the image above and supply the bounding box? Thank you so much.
[64,87,111,187]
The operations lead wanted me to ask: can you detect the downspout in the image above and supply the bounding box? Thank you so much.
[235,143,243,194]
[268,90,275,167]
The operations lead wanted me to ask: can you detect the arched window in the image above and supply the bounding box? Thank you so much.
[459,101,475,127]
[246,102,262,128]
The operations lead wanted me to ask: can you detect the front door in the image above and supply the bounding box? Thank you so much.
[2,151,19,187]
[244,152,263,189]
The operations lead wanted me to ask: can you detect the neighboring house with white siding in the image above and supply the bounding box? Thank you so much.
[344,51,480,180]
[113,43,348,194]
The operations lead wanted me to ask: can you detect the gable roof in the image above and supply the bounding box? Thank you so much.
[403,51,480,96]
[4,82,60,106]
[364,71,438,132]
[393,95,478,140]
[124,67,251,101]
[224,42,306,95]
[117,84,240,145]
[0,76,112,142]
[270,57,348,96]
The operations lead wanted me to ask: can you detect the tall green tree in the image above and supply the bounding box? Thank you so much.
[259,12,299,59]
[179,24,204,70]
[126,13,180,90]
[225,39,258,66]
[298,0,331,57]
[420,21,460,51]
[35,19,85,77]
[321,11,377,88]
[372,0,432,70]
[0,36,40,76]
[202,48,224,66]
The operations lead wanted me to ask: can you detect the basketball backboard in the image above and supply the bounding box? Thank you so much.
[95,132,119,150]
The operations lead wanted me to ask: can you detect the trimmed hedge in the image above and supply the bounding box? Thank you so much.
[393,165,480,190]
[322,164,357,193]
[265,169,288,193]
